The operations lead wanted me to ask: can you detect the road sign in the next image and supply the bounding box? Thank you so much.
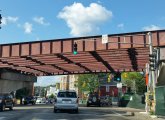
[102,34,108,44]
[117,83,122,88]
[145,63,149,74]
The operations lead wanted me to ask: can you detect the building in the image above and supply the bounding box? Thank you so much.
[60,75,78,94]
[46,86,59,97]
[99,77,127,97]
[60,75,69,90]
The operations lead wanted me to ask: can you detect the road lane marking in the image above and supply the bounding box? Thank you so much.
[109,110,123,116]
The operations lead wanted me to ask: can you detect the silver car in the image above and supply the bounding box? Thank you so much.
[54,90,79,113]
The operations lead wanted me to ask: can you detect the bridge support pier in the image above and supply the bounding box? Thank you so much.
[0,69,37,95]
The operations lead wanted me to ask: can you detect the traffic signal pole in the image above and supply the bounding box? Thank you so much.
[148,32,156,113]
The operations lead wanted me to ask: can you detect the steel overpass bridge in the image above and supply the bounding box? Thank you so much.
[0,30,165,93]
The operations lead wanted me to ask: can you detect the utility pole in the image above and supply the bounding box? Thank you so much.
[148,32,156,112]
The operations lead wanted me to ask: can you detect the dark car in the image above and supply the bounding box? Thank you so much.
[86,92,101,107]
[23,96,36,105]
[0,93,14,112]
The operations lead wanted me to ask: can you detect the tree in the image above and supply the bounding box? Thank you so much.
[122,72,145,94]
[55,83,60,89]
[49,93,55,98]
[16,87,30,99]
[76,74,100,93]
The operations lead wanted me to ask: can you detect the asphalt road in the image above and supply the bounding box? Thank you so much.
[0,104,151,120]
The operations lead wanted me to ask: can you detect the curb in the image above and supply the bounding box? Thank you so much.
[139,112,165,120]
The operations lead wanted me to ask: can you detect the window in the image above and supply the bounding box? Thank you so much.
[57,92,77,98]
[106,85,109,92]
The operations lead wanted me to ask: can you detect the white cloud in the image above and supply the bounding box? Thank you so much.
[1,16,18,26]
[33,17,50,25]
[117,23,124,29]
[23,22,33,34]
[58,2,112,36]
[142,25,162,31]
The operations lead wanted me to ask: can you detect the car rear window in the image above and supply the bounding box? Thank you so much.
[57,92,77,98]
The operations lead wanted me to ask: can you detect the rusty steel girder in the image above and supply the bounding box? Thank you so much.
[0,30,165,76]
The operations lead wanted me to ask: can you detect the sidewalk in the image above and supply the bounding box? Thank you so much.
[114,107,165,120]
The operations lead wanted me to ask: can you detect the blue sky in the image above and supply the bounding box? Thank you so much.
[0,0,165,86]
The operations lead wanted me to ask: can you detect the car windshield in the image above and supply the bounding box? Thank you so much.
[88,93,98,98]
[57,92,77,98]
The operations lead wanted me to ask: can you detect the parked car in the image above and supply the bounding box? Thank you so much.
[0,93,14,112]
[22,96,36,105]
[111,97,119,106]
[100,96,112,106]
[36,97,46,104]
[86,92,101,107]
[54,90,79,113]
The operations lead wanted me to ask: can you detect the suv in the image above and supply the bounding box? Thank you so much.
[0,93,14,112]
[23,96,36,105]
[54,90,79,113]
[86,92,100,107]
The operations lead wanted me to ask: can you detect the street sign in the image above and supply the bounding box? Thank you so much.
[102,34,108,44]
[117,83,122,88]
[145,63,149,74]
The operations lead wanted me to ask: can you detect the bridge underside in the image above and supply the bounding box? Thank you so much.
[0,30,165,76]
[0,69,36,93]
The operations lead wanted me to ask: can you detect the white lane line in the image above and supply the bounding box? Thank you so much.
[109,110,122,116]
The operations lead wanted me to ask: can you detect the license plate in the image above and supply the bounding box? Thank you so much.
[62,101,71,103]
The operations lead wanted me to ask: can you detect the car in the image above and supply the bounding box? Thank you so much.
[0,93,14,112]
[54,90,79,113]
[22,96,36,105]
[36,97,46,104]
[36,97,42,104]
[100,96,112,106]
[111,97,119,106]
[86,92,101,107]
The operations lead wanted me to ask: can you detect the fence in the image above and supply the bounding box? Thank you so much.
[155,86,165,116]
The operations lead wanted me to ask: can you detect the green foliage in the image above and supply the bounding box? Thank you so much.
[122,72,145,94]
[49,93,55,98]
[34,86,46,97]
[76,74,100,93]
[16,87,30,99]
[55,83,60,89]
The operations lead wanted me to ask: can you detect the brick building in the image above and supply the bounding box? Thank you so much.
[99,78,127,97]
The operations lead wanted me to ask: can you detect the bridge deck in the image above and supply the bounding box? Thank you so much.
[0,30,165,76]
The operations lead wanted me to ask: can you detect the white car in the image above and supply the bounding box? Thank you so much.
[36,97,46,104]
[54,90,79,113]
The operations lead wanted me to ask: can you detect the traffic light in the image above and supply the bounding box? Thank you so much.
[149,48,158,71]
[114,72,121,82]
[123,73,127,78]
[73,42,77,55]
[107,74,112,83]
